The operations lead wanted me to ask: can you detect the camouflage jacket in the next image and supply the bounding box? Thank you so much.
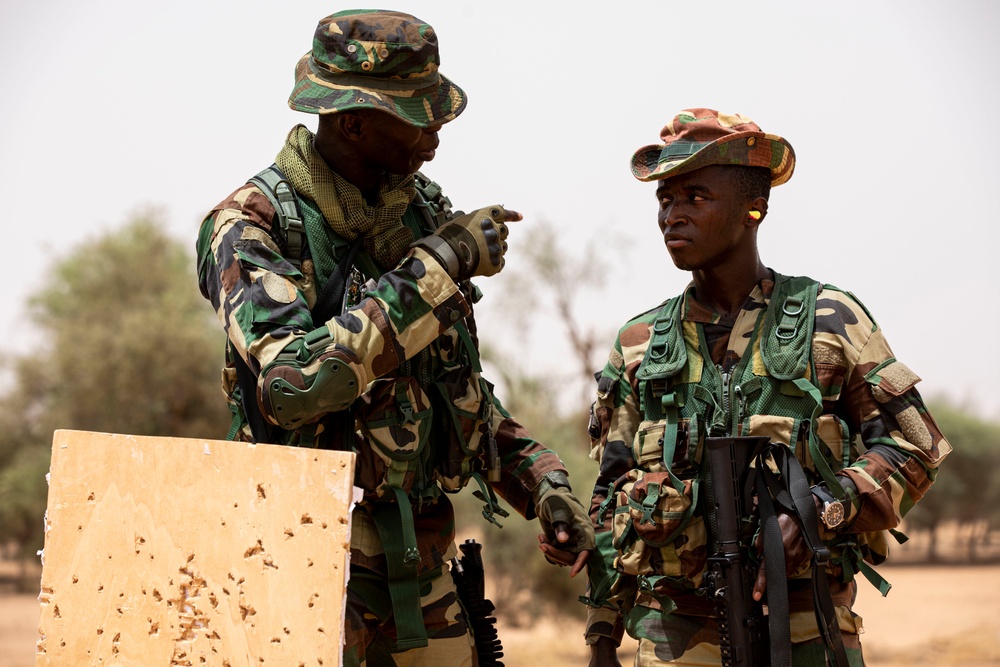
[196,170,566,575]
[584,274,951,643]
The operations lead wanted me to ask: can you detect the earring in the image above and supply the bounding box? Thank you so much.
[748,210,761,221]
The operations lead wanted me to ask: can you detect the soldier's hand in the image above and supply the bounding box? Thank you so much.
[589,636,623,667]
[752,505,812,600]
[411,205,520,280]
[535,486,596,578]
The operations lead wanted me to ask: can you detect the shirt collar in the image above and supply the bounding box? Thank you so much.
[680,272,776,324]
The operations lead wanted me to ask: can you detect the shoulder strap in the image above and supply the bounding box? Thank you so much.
[411,171,455,231]
[248,165,306,270]
[759,273,819,381]
[635,296,687,382]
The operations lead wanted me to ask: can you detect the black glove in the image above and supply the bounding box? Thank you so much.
[536,485,597,557]
[412,205,509,280]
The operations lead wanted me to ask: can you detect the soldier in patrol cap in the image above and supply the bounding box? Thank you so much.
[582,109,951,666]
[197,9,594,666]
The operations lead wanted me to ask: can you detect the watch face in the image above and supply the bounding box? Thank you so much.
[823,502,845,528]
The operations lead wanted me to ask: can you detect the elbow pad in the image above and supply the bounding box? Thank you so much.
[259,327,361,430]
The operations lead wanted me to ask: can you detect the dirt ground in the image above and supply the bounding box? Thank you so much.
[3,563,999,666]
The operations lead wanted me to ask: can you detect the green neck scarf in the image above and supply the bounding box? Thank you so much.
[275,124,416,269]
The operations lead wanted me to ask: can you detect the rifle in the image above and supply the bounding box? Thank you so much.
[703,436,771,667]
[451,539,504,666]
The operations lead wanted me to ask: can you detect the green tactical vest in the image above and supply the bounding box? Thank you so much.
[634,274,890,592]
[245,165,499,506]
[635,274,839,482]
[246,166,507,650]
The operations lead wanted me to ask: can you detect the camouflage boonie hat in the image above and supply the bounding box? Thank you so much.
[630,108,795,186]
[288,9,467,127]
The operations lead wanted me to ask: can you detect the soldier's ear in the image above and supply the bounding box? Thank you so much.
[336,112,365,141]
[747,197,768,226]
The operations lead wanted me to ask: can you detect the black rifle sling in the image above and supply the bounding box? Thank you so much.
[758,443,850,667]
[755,471,791,667]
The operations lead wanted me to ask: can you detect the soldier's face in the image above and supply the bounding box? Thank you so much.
[654,166,753,272]
[357,110,442,175]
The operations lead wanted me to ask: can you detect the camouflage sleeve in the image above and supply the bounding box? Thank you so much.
[814,288,952,533]
[488,396,568,520]
[197,184,471,426]
[588,325,644,528]
[583,329,642,641]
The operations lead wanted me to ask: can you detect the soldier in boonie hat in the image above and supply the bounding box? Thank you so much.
[584,108,952,667]
[288,9,466,128]
[197,8,596,667]
[630,108,795,186]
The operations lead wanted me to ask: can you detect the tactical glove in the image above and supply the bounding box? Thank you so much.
[411,205,509,280]
[535,480,596,559]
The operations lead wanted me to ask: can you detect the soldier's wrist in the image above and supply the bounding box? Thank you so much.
[532,470,572,505]
[411,235,460,278]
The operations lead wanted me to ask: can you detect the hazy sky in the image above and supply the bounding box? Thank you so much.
[2,0,998,417]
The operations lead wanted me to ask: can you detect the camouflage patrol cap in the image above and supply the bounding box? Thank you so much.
[630,109,795,186]
[288,9,466,127]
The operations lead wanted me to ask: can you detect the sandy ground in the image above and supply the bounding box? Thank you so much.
[3,564,999,666]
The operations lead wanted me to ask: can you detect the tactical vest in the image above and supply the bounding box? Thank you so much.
[628,274,889,592]
[240,166,507,649]
[239,164,501,505]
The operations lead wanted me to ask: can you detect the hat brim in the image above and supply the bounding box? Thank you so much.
[630,131,795,187]
[287,53,467,128]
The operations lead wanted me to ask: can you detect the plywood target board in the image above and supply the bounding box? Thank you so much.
[36,430,357,666]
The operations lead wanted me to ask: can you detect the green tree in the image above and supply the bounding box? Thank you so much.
[904,399,1000,562]
[0,212,229,578]
[25,211,228,438]
[490,219,621,407]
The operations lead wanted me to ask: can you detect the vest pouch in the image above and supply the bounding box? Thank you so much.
[814,413,852,471]
[433,376,492,492]
[608,469,700,578]
[632,419,695,472]
[357,376,434,500]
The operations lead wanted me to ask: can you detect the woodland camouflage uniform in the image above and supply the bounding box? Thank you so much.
[583,109,952,665]
[197,10,584,665]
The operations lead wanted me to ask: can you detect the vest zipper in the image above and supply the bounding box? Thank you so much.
[719,365,731,417]
[733,383,746,434]
[712,364,731,437]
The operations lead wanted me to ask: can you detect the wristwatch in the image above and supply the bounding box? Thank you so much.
[811,485,845,530]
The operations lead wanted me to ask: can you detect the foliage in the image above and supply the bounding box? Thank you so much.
[903,398,1000,561]
[25,212,228,438]
[488,219,621,407]
[0,212,229,559]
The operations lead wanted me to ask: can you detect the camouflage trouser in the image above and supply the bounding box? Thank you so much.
[629,608,865,666]
[343,562,476,667]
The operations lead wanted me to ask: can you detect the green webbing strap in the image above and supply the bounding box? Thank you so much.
[454,322,482,372]
[858,560,892,596]
[760,275,818,381]
[368,490,428,650]
[470,472,510,528]
[636,297,687,383]
[249,165,306,270]
[659,392,686,494]
[226,386,243,441]
[793,376,844,499]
